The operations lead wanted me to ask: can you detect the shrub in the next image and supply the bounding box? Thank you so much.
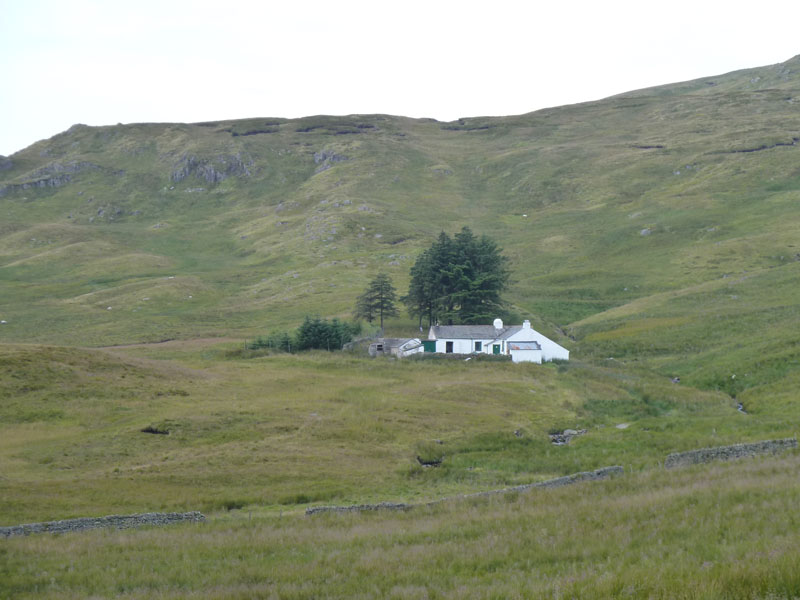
[295,317,361,351]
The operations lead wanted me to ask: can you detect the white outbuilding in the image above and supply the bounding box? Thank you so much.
[425,319,569,363]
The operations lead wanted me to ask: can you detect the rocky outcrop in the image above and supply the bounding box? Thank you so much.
[549,428,587,445]
[313,150,348,164]
[313,149,348,174]
[27,161,100,179]
[0,161,100,196]
[0,156,12,172]
[170,153,253,184]
[0,511,205,538]
[664,438,797,469]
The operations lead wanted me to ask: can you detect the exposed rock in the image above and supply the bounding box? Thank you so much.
[29,161,100,179]
[312,150,349,175]
[275,201,299,213]
[0,156,12,172]
[170,153,253,184]
[549,428,587,445]
[0,161,100,197]
[313,149,348,164]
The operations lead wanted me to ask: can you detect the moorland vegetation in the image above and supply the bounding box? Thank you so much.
[3,55,800,597]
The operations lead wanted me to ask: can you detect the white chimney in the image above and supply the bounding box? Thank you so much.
[523,320,531,329]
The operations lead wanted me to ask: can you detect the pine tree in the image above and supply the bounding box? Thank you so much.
[403,227,509,326]
[354,273,399,330]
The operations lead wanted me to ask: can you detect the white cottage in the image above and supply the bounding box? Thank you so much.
[425,319,569,363]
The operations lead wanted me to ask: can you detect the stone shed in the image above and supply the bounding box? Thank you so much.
[368,338,423,358]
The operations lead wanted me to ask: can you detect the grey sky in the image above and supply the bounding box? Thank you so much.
[2,0,798,156]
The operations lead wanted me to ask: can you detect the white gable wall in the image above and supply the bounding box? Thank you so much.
[506,321,569,361]
[509,348,543,363]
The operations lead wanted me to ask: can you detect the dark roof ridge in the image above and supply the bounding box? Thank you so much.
[430,324,522,340]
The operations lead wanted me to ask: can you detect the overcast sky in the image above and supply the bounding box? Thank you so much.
[2,0,799,156]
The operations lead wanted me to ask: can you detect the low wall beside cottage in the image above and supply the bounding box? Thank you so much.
[664,438,797,469]
[1,511,205,539]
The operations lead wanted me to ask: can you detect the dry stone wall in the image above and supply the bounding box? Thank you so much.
[664,438,797,469]
[1,511,205,539]
[306,466,623,516]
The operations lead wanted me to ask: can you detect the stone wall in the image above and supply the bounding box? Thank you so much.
[306,466,623,516]
[1,511,205,539]
[664,438,797,469]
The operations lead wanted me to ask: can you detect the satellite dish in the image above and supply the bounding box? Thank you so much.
[493,318,503,329]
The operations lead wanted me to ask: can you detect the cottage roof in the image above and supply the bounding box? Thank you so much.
[372,338,420,349]
[508,341,541,351]
[429,325,522,340]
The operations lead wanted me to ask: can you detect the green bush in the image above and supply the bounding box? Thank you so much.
[247,317,362,353]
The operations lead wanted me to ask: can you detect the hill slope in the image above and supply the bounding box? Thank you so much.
[1,55,800,400]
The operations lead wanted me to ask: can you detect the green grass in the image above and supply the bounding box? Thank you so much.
[4,455,800,599]
[3,56,800,597]
[0,342,792,527]
[2,58,800,364]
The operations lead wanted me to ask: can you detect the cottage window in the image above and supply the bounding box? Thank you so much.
[474,341,482,352]
[376,344,384,353]
[446,341,454,353]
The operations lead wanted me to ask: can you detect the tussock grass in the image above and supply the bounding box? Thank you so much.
[1,344,792,527]
[4,58,800,596]
[4,455,800,598]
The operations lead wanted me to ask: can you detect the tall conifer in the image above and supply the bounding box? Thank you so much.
[403,227,509,326]
[354,273,399,330]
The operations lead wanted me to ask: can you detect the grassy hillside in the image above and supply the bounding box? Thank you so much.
[2,56,799,360]
[5,450,800,598]
[2,340,775,525]
[3,56,800,598]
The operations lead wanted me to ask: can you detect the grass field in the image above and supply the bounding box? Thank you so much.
[4,453,800,598]
[3,55,800,598]
[3,340,775,525]
[2,341,800,598]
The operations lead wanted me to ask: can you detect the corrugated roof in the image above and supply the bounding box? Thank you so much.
[372,338,419,348]
[429,325,522,340]
[508,341,541,351]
